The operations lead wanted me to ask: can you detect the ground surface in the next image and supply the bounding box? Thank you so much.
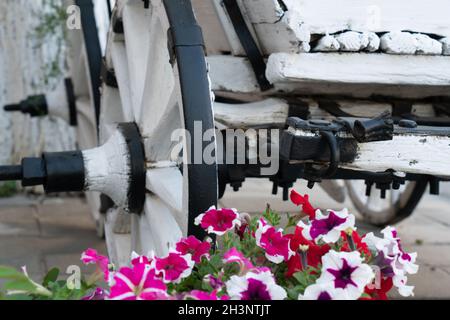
[1,180,449,299]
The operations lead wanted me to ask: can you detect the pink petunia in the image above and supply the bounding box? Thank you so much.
[255,219,294,264]
[130,251,153,266]
[176,236,211,263]
[108,263,168,300]
[81,248,110,282]
[153,251,195,284]
[299,209,355,244]
[223,247,254,271]
[194,206,241,236]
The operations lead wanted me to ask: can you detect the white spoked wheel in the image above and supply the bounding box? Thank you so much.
[345,178,428,226]
[65,0,105,238]
[96,0,217,266]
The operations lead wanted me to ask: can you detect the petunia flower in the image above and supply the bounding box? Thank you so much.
[316,250,374,300]
[364,277,393,300]
[255,219,294,264]
[184,290,229,300]
[194,206,241,236]
[223,247,254,271]
[299,209,355,244]
[153,251,195,284]
[175,236,211,263]
[131,251,153,266]
[108,263,168,300]
[203,274,224,290]
[226,271,287,300]
[290,190,317,219]
[298,283,349,300]
[363,227,418,297]
[81,248,110,282]
[286,226,330,277]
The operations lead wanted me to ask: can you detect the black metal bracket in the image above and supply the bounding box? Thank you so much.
[3,95,48,117]
[222,0,272,91]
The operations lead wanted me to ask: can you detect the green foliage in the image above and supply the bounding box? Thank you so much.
[31,0,69,88]
[0,182,17,198]
[0,266,96,300]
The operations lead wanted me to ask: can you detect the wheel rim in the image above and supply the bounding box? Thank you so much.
[99,0,217,264]
[345,180,416,225]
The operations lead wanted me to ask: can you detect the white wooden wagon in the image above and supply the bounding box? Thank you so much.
[1,0,450,266]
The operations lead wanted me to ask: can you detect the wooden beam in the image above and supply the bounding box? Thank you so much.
[267,53,450,87]
[208,54,450,98]
[290,129,450,177]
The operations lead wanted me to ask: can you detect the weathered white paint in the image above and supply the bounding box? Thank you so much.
[290,129,450,177]
[380,32,443,55]
[82,129,131,209]
[208,55,260,93]
[266,52,450,87]
[214,98,289,129]
[335,31,370,52]
[314,32,380,53]
[313,34,340,52]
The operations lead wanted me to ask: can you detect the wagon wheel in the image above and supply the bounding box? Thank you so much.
[98,0,217,264]
[65,0,105,237]
[344,178,428,226]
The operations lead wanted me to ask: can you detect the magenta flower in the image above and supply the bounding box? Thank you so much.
[226,271,287,300]
[176,236,211,263]
[203,274,224,290]
[223,247,254,271]
[131,252,153,266]
[299,209,355,244]
[81,248,110,282]
[316,251,374,300]
[255,219,294,264]
[194,206,241,236]
[185,290,229,300]
[108,263,167,300]
[153,251,195,284]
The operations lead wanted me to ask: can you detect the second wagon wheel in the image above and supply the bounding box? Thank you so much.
[99,0,217,264]
[344,178,428,227]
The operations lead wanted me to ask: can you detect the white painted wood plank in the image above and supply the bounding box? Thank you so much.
[266,52,450,87]
[208,55,450,98]
[343,134,450,177]
[291,129,450,177]
[242,0,310,54]
[214,98,289,129]
[208,55,260,93]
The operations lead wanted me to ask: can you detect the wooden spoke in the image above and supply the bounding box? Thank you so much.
[146,167,184,227]
[109,41,134,122]
[140,195,183,256]
[121,0,152,118]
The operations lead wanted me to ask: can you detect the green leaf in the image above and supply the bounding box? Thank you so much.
[43,268,60,287]
[3,279,37,293]
[0,266,27,280]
